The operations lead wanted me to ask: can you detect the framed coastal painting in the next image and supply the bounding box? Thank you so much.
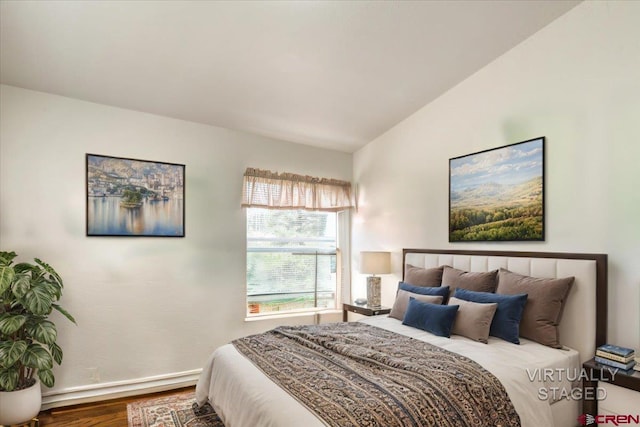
[449,137,545,242]
[86,154,185,237]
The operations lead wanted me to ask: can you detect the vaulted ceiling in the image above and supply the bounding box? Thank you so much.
[0,1,580,152]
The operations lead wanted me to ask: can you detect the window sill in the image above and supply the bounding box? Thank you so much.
[245,308,342,322]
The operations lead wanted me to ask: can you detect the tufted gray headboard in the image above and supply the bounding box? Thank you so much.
[403,249,607,363]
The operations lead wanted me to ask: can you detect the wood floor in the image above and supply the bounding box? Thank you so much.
[36,387,195,427]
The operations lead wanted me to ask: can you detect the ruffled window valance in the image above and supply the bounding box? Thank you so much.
[241,168,353,212]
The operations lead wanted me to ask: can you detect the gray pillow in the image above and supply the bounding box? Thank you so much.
[442,266,498,295]
[389,290,443,320]
[449,297,498,344]
[404,264,443,287]
[496,268,574,348]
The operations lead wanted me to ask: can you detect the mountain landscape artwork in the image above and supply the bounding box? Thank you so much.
[449,137,544,241]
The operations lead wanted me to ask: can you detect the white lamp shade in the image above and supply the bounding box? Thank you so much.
[359,251,391,275]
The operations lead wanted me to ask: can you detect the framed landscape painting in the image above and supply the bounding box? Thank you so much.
[449,137,544,242]
[86,154,185,237]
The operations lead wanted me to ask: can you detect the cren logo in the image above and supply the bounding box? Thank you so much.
[579,414,640,425]
[578,414,596,426]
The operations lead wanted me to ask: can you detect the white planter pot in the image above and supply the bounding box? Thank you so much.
[0,378,42,426]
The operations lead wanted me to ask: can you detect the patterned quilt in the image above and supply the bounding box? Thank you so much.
[232,322,520,427]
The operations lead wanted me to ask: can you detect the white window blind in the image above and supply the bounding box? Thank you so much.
[246,208,338,315]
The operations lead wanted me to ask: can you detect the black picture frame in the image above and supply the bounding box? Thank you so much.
[86,154,185,237]
[449,137,545,242]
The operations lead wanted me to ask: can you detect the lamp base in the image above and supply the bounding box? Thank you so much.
[366,276,381,308]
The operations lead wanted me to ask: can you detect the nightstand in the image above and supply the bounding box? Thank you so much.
[582,358,640,419]
[342,303,390,321]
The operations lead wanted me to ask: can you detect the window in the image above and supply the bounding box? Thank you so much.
[246,208,339,315]
[241,167,353,316]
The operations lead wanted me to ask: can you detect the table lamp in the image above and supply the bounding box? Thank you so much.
[359,251,391,308]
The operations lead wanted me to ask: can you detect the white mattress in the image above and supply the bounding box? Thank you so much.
[196,316,580,427]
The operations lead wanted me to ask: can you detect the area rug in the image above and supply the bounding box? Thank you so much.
[127,391,225,427]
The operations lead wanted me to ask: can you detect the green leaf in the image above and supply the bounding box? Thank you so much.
[23,283,54,315]
[11,273,32,298]
[13,262,35,274]
[35,258,63,288]
[0,251,18,267]
[0,266,15,294]
[49,342,63,365]
[21,343,53,370]
[0,340,28,368]
[0,314,27,335]
[53,304,77,324]
[0,367,19,391]
[26,320,57,345]
[48,280,63,300]
[38,368,55,388]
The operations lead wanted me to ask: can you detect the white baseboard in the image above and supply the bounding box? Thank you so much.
[41,369,202,411]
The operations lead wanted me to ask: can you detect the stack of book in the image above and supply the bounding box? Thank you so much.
[595,344,636,371]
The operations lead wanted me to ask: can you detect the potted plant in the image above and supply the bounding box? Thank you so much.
[0,251,76,425]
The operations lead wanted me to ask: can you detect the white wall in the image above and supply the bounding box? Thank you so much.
[0,85,351,401]
[353,0,640,354]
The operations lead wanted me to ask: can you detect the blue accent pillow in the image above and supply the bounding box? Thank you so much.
[402,298,459,337]
[398,282,450,300]
[453,288,528,344]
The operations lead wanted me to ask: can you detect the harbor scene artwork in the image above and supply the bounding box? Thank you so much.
[86,154,185,236]
[449,137,544,242]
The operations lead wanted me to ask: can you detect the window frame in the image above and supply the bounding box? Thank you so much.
[245,208,349,319]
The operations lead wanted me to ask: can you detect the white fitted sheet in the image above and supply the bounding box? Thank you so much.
[196,316,580,427]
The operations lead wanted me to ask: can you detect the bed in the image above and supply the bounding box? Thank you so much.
[196,249,608,427]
